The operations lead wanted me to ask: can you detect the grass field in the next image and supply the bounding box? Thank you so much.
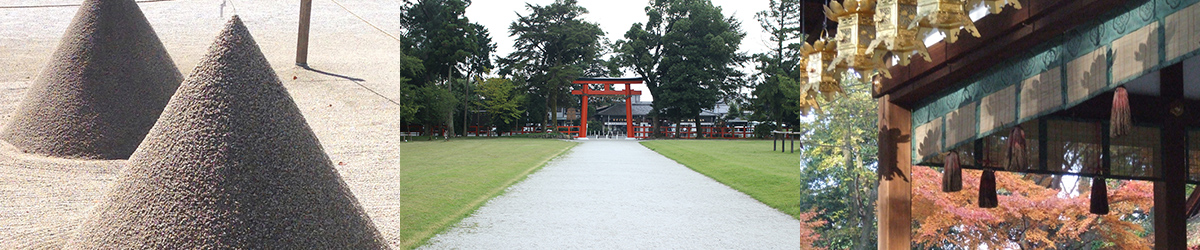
[640,139,808,220]
[398,138,576,249]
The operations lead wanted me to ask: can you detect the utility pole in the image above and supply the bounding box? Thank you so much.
[296,0,313,66]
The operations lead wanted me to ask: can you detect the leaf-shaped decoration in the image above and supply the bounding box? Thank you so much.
[825,5,839,21]
[843,0,858,13]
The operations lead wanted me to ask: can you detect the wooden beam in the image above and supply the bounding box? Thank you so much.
[876,0,1128,107]
[296,0,313,66]
[1155,63,1186,250]
[877,95,912,249]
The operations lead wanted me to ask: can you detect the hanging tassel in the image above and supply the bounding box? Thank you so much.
[1110,87,1131,138]
[942,151,963,192]
[1090,177,1109,215]
[979,170,998,208]
[1006,126,1028,172]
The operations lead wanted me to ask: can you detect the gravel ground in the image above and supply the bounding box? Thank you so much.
[421,139,802,249]
[0,0,401,248]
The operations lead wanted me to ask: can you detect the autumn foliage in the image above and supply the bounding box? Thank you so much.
[796,208,830,250]
[911,166,1155,249]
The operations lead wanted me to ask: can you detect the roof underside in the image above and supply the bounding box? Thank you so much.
[906,0,1200,184]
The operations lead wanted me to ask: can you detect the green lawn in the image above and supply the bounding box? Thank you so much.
[398,138,576,249]
[641,139,807,220]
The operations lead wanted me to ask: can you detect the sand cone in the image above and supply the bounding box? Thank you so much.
[66,16,386,249]
[1110,87,1131,138]
[1090,177,1109,215]
[979,170,998,208]
[1005,126,1028,172]
[942,151,963,192]
[1,0,182,159]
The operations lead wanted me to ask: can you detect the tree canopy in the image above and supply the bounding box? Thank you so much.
[498,0,607,133]
[749,0,810,130]
[400,0,495,139]
[474,77,525,132]
[616,0,746,137]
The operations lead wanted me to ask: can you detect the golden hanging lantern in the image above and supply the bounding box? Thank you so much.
[825,0,890,84]
[869,0,932,66]
[983,0,1021,14]
[911,0,979,43]
[793,45,820,115]
[805,38,842,101]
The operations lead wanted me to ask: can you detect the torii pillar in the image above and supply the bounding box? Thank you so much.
[571,78,644,139]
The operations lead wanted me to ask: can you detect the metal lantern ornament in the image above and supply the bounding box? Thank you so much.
[983,0,1021,14]
[911,0,980,43]
[870,0,932,66]
[794,46,822,115]
[805,38,842,101]
[826,0,891,83]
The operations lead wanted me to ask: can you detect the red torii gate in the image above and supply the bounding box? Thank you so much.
[570,77,644,139]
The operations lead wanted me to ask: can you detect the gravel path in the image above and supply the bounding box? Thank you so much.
[422,139,802,249]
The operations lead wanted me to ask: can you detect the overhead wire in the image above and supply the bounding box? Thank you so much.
[328,0,401,42]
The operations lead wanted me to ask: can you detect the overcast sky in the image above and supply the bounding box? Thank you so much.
[465,0,773,99]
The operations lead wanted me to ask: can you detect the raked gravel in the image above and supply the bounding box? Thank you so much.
[422,139,802,249]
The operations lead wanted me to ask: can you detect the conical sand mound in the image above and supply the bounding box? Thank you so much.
[66,16,387,249]
[1,0,183,160]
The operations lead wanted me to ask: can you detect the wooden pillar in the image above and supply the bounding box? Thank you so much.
[877,95,912,249]
[1156,63,1186,250]
[580,94,589,138]
[296,0,313,66]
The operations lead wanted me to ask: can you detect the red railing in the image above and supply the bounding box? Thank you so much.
[631,125,755,139]
[554,126,583,137]
[413,124,754,139]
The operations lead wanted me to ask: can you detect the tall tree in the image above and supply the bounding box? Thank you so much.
[498,0,605,134]
[795,76,878,249]
[474,77,526,133]
[615,0,746,138]
[750,0,808,131]
[400,0,493,139]
[398,51,424,134]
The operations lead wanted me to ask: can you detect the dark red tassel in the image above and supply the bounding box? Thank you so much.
[1111,87,1130,138]
[1090,177,1109,215]
[942,151,963,192]
[979,170,998,208]
[1006,126,1028,172]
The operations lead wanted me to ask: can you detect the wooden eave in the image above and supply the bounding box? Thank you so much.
[874,0,1129,108]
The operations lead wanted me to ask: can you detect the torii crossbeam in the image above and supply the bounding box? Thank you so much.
[570,77,644,139]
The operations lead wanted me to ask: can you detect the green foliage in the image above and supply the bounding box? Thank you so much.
[474,77,526,131]
[398,52,424,126]
[749,0,808,128]
[400,0,495,138]
[399,0,494,86]
[754,122,776,139]
[794,76,879,249]
[414,85,458,138]
[616,0,747,128]
[498,0,607,129]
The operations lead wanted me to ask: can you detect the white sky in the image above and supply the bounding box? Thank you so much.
[464,1,991,101]
[466,0,773,100]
